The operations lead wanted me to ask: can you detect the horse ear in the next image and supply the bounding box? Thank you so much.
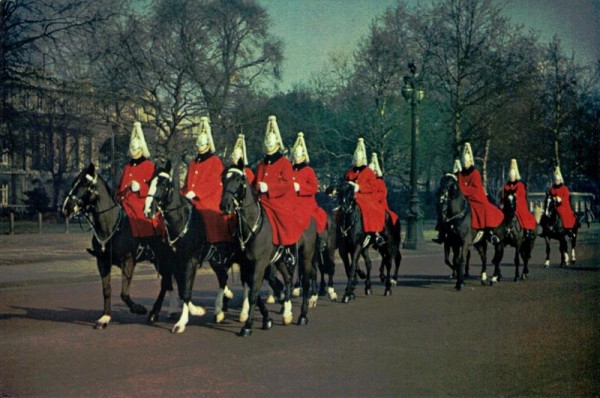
[86,163,96,176]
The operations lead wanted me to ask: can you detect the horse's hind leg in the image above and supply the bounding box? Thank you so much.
[363,251,373,296]
[513,245,521,282]
[490,244,504,284]
[475,243,488,285]
[120,256,147,315]
[559,238,568,267]
[571,231,577,263]
[239,264,267,337]
[211,262,229,324]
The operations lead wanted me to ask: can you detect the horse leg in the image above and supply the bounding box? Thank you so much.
[256,294,273,330]
[95,258,112,329]
[559,238,568,267]
[210,260,229,324]
[275,261,294,326]
[513,244,521,282]
[239,264,267,337]
[571,231,577,263]
[383,249,393,296]
[120,256,147,315]
[298,247,314,325]
[544,237,551,268]
[363,250,373,296]
[475,242,488,286]
[148,271,172,324]
[455,243,468,291]
[173,258,204,334]
[239,284,250,323]
[490,243,504,285]
[342,246,360,303]
[392,246,401,285]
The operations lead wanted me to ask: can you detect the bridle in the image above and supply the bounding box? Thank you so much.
[338,182,359,237]
[64,173,122,252]
[146,172,191,251]
[222,168,262,251]
[439,175,467,224]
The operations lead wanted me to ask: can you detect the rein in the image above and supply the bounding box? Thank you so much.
[162,204,192,251]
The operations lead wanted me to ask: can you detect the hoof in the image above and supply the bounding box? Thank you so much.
[215,312,225,324]
[262,318,273,330]
[147,313,158,324]
[384,289,392,296]
[238,327,252,337]
[265,295,275,304]
[297,316,308,326]
[224,289,234,300]
[171,325,186,334]
[390,279,397,286]
[239,313,249,323]
[342,295,351,304]
[283,315,293,325]
[94,322,108,330]
[292,287,301,298]
[521,273,528,280]
[365,288,372,296]
[131,304,147,315]
[455,284,462,291]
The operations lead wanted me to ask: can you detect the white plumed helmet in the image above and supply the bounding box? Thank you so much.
[368,152,383,177]
[264,115,285,154]
[129,122,150,159]
[462,142,474,168]
[196,116,215,153]
[292,132,310,164]
[353,138,367,167]
[231,134,248,166]
[509,158,521,181]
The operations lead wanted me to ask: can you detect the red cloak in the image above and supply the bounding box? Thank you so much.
[549,184,577,229]
[502,181,537,230]
[374,177,398,226]
[117,158,165,238]
[183,154,233,243]
[345,166,385,233]
[254,153,312,246]
[292,163,328,233]
[458,167,503,229]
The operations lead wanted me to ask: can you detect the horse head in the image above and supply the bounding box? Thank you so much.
[62,163,101,219]
[502,191,517,217]
[220,165,248,215]
[337,181,356,213]
[437,174,461,214]
[543,193,558,220]
[144,160,174,218]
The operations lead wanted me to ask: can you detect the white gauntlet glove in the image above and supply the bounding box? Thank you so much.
[131,180,140,192]
[185,191,196,200]
[555,196,562,203]
[294,182,300,192]
[353,183,360,193]
[258,182,268,193]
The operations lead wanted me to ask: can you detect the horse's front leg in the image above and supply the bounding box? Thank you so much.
[490,242,504,285]
[513,244,521,282]
[544,237,551,268]
[571,231,577,264]
[475,242,489,285]
[559,237,568,267]
[298,249,314,325]
[172,257,205,334]
[382,249,393,297]
[455,242,468,291]
[363,249,373,296]
[120,256,147,315]
[210,258,231,324]
[239,264,267,337]
[95,258,112,329]
[342,245,361,303]
[148,270,173,324]
[275,261,294,326]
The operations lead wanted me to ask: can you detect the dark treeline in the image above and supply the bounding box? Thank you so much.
[1,0,598,215]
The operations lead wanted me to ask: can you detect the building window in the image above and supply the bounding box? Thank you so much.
[0,184,8,206]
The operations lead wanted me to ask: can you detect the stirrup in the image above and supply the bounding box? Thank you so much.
[283,247,296,267]
[375,233,385,247]
[473,230,484,244]
[362,235,371,248]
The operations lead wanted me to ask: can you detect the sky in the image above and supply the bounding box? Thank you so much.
[256,0,600,92]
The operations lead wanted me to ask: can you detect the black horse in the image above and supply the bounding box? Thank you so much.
[144,161,242,333]
[500,192,536,281]
[62,163,171,329]
[316,214,339,301]
[220,165,318,337]
[540,194,579,267]
[336,181,401,302]
[436,174,504,290]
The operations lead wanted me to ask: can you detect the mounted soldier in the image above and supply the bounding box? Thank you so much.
[291,132,328,251]
[368,152,398,227]
[500,159,537,240]
[254,115,312,263]
[116,122,165,256]
[182,116,233,245]
[541,165,577,237]
[457,142,503,244]
[344,138,386,247]
[433,159,463,244]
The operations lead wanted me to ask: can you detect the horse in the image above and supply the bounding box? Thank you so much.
[62,163,172,329]
[540,194,579,267]
[220,165,318,337]
[144,161,239,333]
[436,174,504,290]
[336,181,401,302]
[500,192,536,281]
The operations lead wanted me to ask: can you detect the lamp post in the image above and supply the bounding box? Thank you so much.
[401,63,425,250]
